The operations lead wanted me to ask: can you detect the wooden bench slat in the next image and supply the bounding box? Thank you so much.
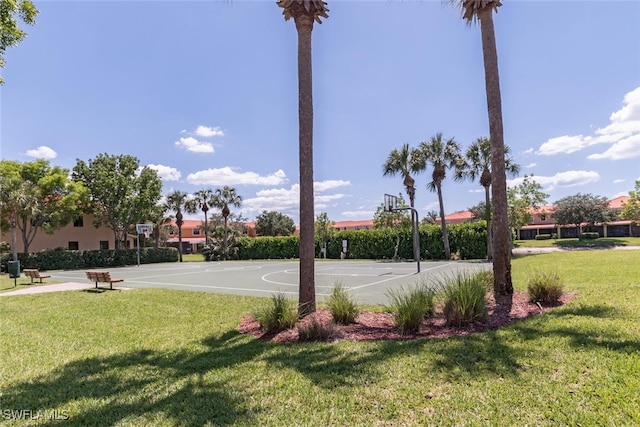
[85,271,124,290]
[23,269,51,284]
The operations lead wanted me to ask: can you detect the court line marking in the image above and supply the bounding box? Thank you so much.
[125,280,331,296]
[349,263,454,290]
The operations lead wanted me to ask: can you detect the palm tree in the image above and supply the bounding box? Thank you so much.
[383,143,423,264]
[211,186,242,260]
[165,190,188,262]
[455,137,519,260]
[277,0,329,316]
[454,0,512,295]
[186,188,215,246]
[416,133,461,260]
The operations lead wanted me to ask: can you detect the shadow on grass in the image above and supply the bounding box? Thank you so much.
[552,238,628,249]
[4,331,264,426]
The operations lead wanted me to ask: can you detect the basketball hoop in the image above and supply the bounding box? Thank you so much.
[384,194,399,212]
[136,224,153,239]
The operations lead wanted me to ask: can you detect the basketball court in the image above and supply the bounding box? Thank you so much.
[46,259,490,305]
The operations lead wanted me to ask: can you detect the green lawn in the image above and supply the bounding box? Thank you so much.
[1,250,639,426]
[514,236,640,248]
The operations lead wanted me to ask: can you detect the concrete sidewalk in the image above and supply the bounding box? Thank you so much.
[0,282,130,296]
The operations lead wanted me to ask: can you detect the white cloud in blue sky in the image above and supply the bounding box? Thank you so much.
[186,167,287,186]
[174,137,214,154]
[25,146,57,160]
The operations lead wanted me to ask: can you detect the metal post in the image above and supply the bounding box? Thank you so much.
[137,234,140,267]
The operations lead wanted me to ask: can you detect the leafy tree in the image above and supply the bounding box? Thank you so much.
[164,190,188,262]
[372,194,411,260]
[383,144,422,210]
[278,0,329,316]
[203,225,241,261]
[314,212,335,257]
[0,0,38,84]
[455,137,519,260]
[553,193,615,239]
[146,203,173,248]
[72,153,163,250]
[421,210,439,225]
[454,0,513,296]
[415,133,462,260]
[507,175,549,235]
[0,159,87,254]
[186,188,215,245]
[620,180,640,226]
[211,186,242,260]
[468,201,488,221]
[256,210,296,236]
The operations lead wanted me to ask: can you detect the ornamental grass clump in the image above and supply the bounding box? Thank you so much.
[327,281,360,325]
[297,316,336,342]
[386,282,437,335]
[440,272,488,327]
[527,271,564,304]
[254,293,298,333]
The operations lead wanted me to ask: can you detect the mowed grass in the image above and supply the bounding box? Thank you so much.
[1,251,639,426]
[514,236,640,248]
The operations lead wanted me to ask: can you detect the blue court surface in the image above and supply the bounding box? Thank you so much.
[50,259,490,305]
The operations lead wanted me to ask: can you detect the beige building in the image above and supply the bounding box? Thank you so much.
[1,214,136,253]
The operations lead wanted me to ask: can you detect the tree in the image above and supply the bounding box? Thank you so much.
[211,186,242,260]
[0,160,88,254]
[455,137,519,259]
[620,180,640,228]
[314,212,335,258]
[278,0,328,316]
[553,193,615,239]
[415,133,461,260]
[454,0,512,296]
[186,188,215,245]
[165,190,189,262]
[373,194,411,260]
[73,153,163,250]
[420,210,439,226]
[0,0,38,84]
[255,210,296,236]
[146,203,173,248]
[507,175,549,236]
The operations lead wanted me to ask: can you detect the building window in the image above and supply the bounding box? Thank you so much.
[68,241,79,250]
[540,214,547,221]
[193,228,201,235]
[73,216,84,227]
[100,241,109,250]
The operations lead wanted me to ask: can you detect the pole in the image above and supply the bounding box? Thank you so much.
[395,207,421,274]
[137,234,140,267]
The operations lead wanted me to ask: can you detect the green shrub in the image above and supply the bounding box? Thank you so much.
[386,282,436,335]
[297,316,336,342]
[535,234,552,240]
[582,232,599,240]
[326,281,360,324]
[254,293,298,333]
[440,273,488,326]
[527,271,564,304]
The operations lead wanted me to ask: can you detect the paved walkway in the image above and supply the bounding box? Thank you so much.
[0,282,130,296]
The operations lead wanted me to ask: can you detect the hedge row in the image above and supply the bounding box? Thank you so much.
[237,222,488,261]
[2,247,179,272]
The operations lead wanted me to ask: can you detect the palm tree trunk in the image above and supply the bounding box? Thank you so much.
[223,216,229,260]
[295,14,316,316]
[479,7,512,295]
[437,185,451,260]
[484,184,493,260]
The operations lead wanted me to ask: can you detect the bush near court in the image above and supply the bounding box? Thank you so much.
[1,247,178,271]
[238,222,487,261]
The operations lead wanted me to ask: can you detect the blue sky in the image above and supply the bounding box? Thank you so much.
[2,0,639,224]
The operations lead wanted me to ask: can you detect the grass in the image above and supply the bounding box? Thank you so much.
[1,250,639,425]
[0,273,61,293]
[514,236,640,248]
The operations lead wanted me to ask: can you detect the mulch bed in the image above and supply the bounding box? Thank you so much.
[237,291,577,343]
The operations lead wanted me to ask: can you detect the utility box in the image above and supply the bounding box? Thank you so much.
[8,261,20,279]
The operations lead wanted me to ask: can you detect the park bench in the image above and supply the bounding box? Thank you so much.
[85,271,124,290]
[23,269,52,284]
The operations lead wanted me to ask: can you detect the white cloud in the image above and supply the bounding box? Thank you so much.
[342,210,375,218]
[195,125,224,138]
[524,162,537,168]
[25,146,57,160]
[523,148,534,155]
[175,137,214,153]
[587,133,640,160]
[186,167,287,186]
[508,170,600,191]
[147,164,181,181]
[537,86,640,159]
[314,180,351,192]
[613,178,626,184]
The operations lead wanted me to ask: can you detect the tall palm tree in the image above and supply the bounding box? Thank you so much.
[186,188,215,246]
[277,0,328,316]
[383,143,422,209]
[165,190,188,262]
[454,0,512,295]
[455,137,519,260]
[416,133,461,260]
[383,143,423,263]
[211,186,242,260]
